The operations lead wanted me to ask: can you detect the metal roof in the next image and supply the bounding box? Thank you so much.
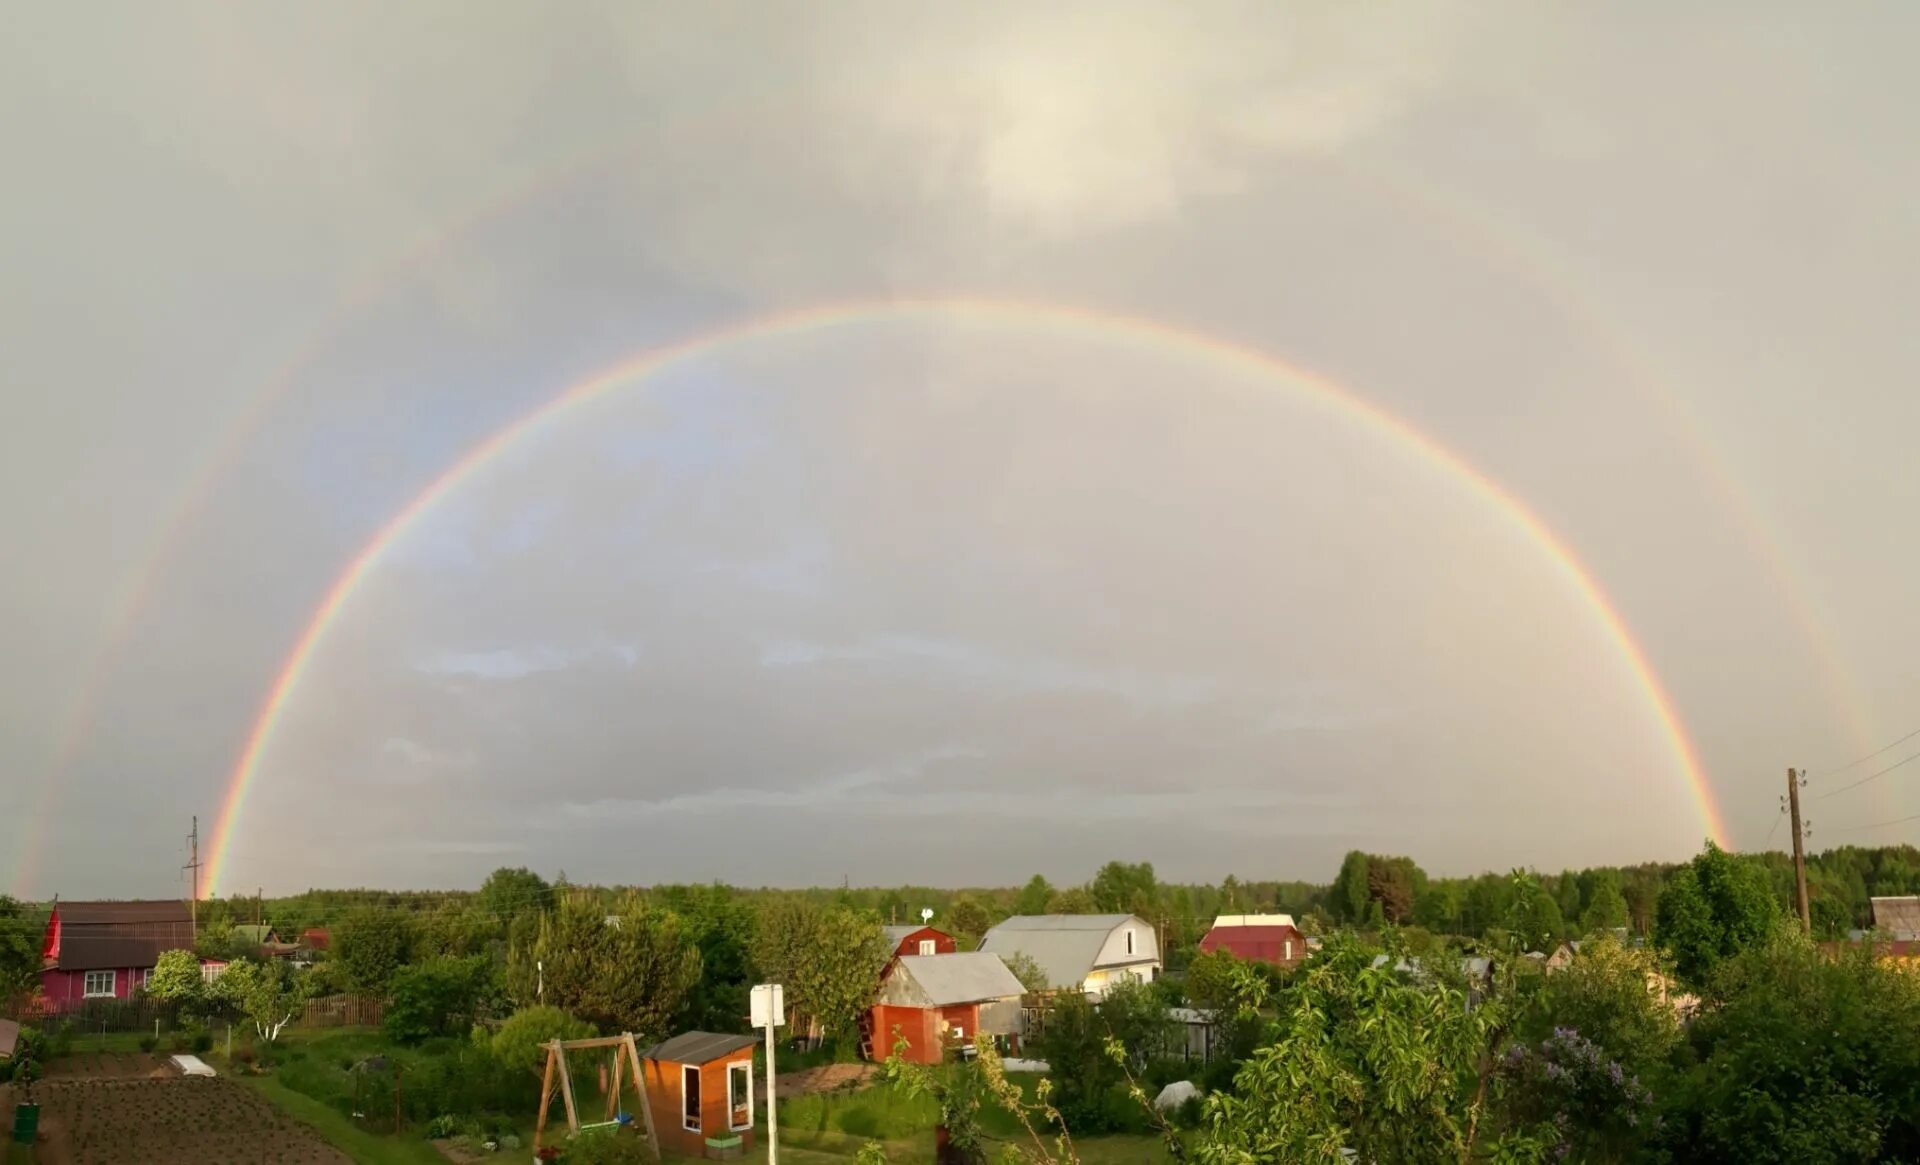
[50,934,177,972]
[642,1031,757,1064]
[893,953,1025,1006]
[1209,914,1297,930]
[977,915,1147,988]
[1871,897,1920,938]
[56,900,192,926]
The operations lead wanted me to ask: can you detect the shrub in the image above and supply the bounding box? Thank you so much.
[137,1033,158,1053]
[384,956,497,1044]
[191,1029,214,1054]
[488,1006,596,1077]
[562,1126,658,1164]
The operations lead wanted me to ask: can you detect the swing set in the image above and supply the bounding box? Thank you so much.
[532,1033,660,1157]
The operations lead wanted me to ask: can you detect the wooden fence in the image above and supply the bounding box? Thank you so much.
[300,994,382,1028]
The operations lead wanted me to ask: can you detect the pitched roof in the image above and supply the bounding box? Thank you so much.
[893,953,1025,1006]
[643,1031,757,1064]
[977,915,1146,988]
[231,925,278,943]
[52,933,176,971]
[1871,897,1920,938]
[1198,924,1305,963]
[56,900,192,926]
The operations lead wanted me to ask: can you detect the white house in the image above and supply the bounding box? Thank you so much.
[977,914,1160,997]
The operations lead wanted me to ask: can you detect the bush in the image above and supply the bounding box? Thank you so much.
[191,1029,214,1054]
[488,1006,596,1077]
[137,1034,158,1053]
[384,956,497,1044]
[562,1127,657,1164]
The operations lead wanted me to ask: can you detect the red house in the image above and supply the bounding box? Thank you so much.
[882,924,957,957]
[39,900,197,1009]
[867,952,1026,1064]
[1198,913,1308,969]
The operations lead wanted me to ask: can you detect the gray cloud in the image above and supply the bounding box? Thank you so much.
[4,1,1917,896]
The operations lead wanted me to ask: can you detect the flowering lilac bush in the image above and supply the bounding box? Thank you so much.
[1501,1028,1657,1163]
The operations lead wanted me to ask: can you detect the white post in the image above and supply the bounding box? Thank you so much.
[751,983,785,1165]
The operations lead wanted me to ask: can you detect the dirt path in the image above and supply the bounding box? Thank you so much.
[758,1061,878,1102]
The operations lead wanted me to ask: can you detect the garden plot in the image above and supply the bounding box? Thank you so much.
[5,1076,352,1164]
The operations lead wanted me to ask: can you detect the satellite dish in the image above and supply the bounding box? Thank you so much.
[920,908,934,923]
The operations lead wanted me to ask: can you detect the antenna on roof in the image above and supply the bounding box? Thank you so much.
[920,908,933,924]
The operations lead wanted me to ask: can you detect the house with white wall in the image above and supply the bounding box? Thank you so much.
[978,914,1160,997]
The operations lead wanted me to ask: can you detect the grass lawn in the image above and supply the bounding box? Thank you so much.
[237,1073,450,1165]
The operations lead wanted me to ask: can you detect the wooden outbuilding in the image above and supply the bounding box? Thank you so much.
[868,952,1026,1064]
[640,1031,758,1159]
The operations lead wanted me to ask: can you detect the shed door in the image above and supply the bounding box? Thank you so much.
[682,1064,701,1131]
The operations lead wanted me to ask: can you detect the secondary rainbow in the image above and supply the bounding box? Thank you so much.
[202,297,1731,894]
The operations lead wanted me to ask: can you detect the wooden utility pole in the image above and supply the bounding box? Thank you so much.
[1787,767,1810,933]
[183,815,202,929]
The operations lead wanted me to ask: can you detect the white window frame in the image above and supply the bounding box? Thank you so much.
[1284,940,1293,961]
[918,939,937,956]
[727,1060,753,1131]
[951,1024,964,1040]
[83,969,116,998]
[140,967,152,989]
[200,963,225,984]
[681,1064,701,1133]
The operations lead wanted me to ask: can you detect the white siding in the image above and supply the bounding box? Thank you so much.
[1091,918,1160,970]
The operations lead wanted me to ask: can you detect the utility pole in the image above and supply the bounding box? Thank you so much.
[1787,767,1810,933]
[183,815,202,929]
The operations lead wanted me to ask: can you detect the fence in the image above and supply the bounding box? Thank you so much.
[301,994,383,1028]
[30,996,185,1035]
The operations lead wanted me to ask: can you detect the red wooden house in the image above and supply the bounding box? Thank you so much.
[1197,914,1308,969]
[39,900,196,1009]
[883,924,956,957]
[867,952,1026,1064]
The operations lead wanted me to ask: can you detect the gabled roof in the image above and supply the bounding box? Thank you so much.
[232,925,278,944]
[643,1031,757,1064]
[1209,914,1297,930]
[55,900,193,926]
[50,934,177,971]
[977,914,1149,988]
[892,953,1025,1006]
[1871,897,1920,938]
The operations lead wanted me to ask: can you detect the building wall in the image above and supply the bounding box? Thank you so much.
[1092,918,1159,969]
[40,966,146,1008]
[870,1004,941,1064]
[642,1051,756,1158]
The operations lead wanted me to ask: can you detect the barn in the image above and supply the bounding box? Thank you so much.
[883,924,957,957]
[867,952,1026,1064]
[1197,914,1308,969]
[640,1031,757,1160]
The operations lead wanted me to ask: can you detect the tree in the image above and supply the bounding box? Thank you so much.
[753,898,889,1042]
[1330,851,1371,923]
[1001,951,1050,994]
[0,897,45,1006]
[215,958,302,1041]
[1674,932,1920,1162]
[1506,871,1566,952]
[145,949,206,1009]
[945,895,990,943]
[1046,886,1097,914]
[1366,859,1419,924]
[488,1006,597,1078]
[331,907,416,997]
[1523,935,1679,1083]
[511,892,701,1039]
[1090,862,1158,917]
[1198,936,1544,1164]
[1578,875,1630,935]
[478,866,553,924]
[656,883,757,1033]
[1654,840,1780,989]
[1014,875,1054,917]
[385,955,496,1043]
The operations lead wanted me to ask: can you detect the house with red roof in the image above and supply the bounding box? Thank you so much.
[1197,913,1308,969]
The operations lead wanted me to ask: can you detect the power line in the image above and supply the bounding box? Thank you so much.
[1813,725,1920,779]
[1825,810,1920,836]
[1815,751,1920,801]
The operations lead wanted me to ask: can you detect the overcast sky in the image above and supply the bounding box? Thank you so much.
[4,2,1917,898]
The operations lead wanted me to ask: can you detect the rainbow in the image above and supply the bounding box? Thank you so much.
[202,297,1731,894]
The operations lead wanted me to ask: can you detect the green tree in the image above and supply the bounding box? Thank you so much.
[145,949,206,1008]
[753,899,888,1042]
[1675,932,1920,1163]
[1578,874,1630,935]
[0,897,46,1004]
[1046,886,1097,914]
[1653,840,1780,989]
[331,907,416,997]
[1090,861,1158,917]
[1014,875,1054,916]
[213,958,302,1041]
[1197,936,1545,1164]
[1507,871,1566,952]
[1523,935,1679,1082]
[478,866,553,924]
[384,955,496,1043]
[1000,951,1050,993]
[488,1005,597,1078]
[944,895,991,942]
[1330,851,1372,923]
[656,883,756,1033]
[512,892,701,1039]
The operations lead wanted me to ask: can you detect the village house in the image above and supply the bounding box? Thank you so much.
[978,914,1160,997]
[882,924,957,958]
[1198,913,1308,968]
[38,899,198,1009]
[1870,896,1920,940]
[866,951,1026,1064]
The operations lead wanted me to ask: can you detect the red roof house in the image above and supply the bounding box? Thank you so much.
[882,925,956,958]
[1197,914,1308,969]
[39,900,197,1010]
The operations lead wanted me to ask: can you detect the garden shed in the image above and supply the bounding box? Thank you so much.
[868,952,1026,1064]
[640,1031,757,1159]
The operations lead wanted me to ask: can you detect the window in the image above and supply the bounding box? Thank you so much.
[201,963,225,984]
[682,1064,701,1132]
[727,1061,752,1131]
[1125,929,1135,956]
[1284,940,1293,962]
[139,967,152,989]
[951,1024,963,1040]
[83,969,116,998]
[918,939,936,956]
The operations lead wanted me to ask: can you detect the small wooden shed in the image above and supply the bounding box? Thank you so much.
[640,1031,758,1159]
[869,952,1026,1064]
